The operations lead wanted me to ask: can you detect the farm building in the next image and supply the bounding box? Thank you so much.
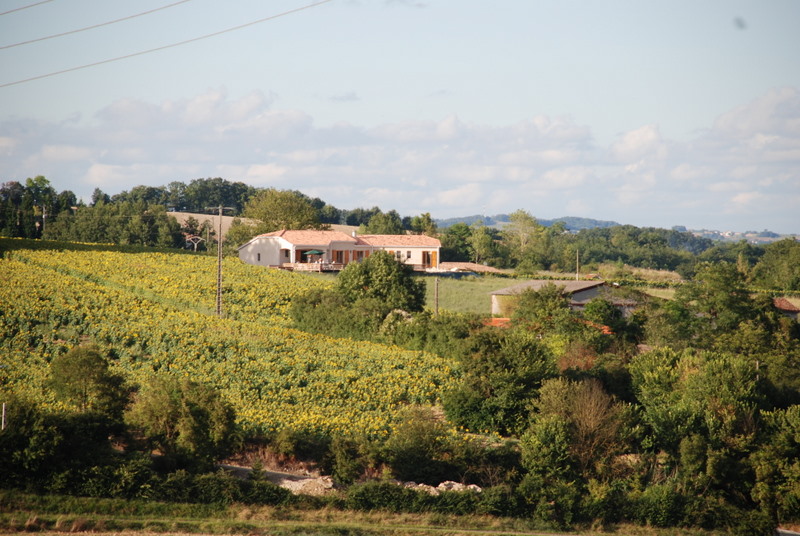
[489,279,636,317]
[238,229,441,272]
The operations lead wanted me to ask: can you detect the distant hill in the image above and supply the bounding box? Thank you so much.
[537,216,621,231]
[436,214,620,231]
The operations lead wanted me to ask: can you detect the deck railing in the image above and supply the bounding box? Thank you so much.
[284,262,344,272]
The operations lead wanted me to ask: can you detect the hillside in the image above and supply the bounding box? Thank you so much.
[436,214,621,231]
[0,238,456,438]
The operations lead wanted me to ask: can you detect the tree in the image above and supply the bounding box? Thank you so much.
[125,375,237,470]
[469,221,496,264]
[408,213,438,236]
[225,218,258,248]
[361,209,404,234]
[91,188,110,206]
[513,283,574,331]
[751,239,800,291]
[336,250,426,312]
[244,188,323,233]
[675,262,756,339]
[443,326,556,436]
[533,378,626,475]
[503,209,546,270]
[383,405,459,484]
[440,222,472,261]
[344,206,381,226]
[48,345,129,422]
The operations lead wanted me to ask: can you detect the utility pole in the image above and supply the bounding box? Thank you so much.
[575,249,580,280]
[434,276,439,318]
[206,205,234,317]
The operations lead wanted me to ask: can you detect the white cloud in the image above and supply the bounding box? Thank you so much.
[540,166,591,189]
[1,87,798,233]
[610,124,667,163]
[0,136,17,155]
[713,87,800,139]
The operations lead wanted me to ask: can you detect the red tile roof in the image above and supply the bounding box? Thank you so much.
[257,229,358,246]
[357,234,441,247]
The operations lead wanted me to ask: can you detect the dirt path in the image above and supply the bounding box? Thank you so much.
[220,463,335,495]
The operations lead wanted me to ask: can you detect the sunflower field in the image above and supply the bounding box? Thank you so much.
[0,238,457,438]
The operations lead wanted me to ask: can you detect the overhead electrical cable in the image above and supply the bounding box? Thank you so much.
[0,0,333,89]
[1,0,195,50]
[0,0,56,17]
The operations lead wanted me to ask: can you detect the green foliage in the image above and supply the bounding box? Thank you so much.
[44,200,183,247]
[439,222,472,262]
[224,218,257,248]
[244,188,323,233]
[345,481,424,512]
[360,209,404,234]
[751,238,800,290]
[633,483,684,527]
[443,327,556,436]
[0,397,122,493]
[408,212,438,236]
[532,378,626,477]
[125,375,238,470]
[512,283,574,331]
[630,348,763,460]
[382,406,459,484]
[469,221,501,265]
[675,261,757,341]
[48,344,129,422]
[336,250,426,312]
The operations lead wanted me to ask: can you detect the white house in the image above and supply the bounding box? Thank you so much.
[238,229,441,271]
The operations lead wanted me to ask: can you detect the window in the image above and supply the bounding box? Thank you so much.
[406,251,412,259]
[257,253,261,262]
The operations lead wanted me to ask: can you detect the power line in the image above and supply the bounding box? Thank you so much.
[1,0,195,50]
[0,0,334,89]
[0,0,56,17]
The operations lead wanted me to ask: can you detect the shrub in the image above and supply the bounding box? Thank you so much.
[634,483,684,527]
[517,474,582,529]
[582,479,627,528]
[429,490,480,516]
[382,406,460,485]
[192,471,241,505]
[475,485,521,517]
[345,481,423,513]
[239,480,292,506]
[159,470,196,503]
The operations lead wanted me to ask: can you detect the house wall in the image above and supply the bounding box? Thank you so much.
[238,238,283,266]
[491,295,515,316]
[384,248,439,268]
[239,237,440,270]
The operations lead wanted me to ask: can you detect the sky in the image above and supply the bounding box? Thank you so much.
[1,0,799,234]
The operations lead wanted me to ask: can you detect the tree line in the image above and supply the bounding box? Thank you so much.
[3,176,799,290]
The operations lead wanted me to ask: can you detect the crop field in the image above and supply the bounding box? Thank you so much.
[0,239,456,438]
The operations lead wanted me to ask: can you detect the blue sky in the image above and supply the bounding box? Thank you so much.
[1,0,799,233]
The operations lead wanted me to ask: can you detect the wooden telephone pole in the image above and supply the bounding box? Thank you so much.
[207,205,234,317]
